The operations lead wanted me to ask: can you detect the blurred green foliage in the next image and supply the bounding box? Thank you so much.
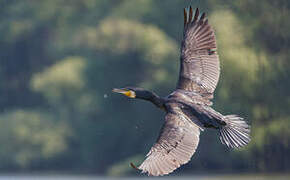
[0,0,289,175]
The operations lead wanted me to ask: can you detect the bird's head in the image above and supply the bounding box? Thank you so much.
[113,87,164,109]
[112,87,150,99]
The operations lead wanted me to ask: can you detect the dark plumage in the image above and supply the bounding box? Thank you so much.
[113,7,250,176]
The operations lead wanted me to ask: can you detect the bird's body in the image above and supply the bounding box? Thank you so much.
[113,7,250,176]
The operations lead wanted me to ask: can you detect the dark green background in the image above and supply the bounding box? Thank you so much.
[0,0,289,176]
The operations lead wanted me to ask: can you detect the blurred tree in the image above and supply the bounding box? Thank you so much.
[0,0,289,175]
[0,109,71,170]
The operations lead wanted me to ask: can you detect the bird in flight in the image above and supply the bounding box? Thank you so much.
[113,6,250,176]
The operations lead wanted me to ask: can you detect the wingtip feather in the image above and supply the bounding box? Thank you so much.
[184,8,187,27]
[130,162,141,171]
[189,6,193,22]
[199,13,206,25]
[193,8,199,22]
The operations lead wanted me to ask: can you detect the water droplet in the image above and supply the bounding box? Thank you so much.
[104,94,108,98]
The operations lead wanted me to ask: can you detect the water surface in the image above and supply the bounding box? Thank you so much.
[0,174,289,180]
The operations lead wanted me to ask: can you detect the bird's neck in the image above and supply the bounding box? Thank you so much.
[139,91,165,110]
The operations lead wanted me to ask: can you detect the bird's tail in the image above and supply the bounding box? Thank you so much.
[219,115,250,148]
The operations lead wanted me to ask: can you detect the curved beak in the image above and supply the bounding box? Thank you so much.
[112,88,136,98]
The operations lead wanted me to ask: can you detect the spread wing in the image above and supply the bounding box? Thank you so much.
[177,7,220,98]
[138,111,201,176]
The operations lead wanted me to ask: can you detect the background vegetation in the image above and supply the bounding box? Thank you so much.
[0,0,289,176]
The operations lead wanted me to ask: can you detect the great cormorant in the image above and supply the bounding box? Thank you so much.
[113,7,250,176]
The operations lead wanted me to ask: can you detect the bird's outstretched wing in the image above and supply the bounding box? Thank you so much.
[177,7,220,98]
[138,111,201,176]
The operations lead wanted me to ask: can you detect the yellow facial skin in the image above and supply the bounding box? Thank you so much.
[123,90,136,98]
